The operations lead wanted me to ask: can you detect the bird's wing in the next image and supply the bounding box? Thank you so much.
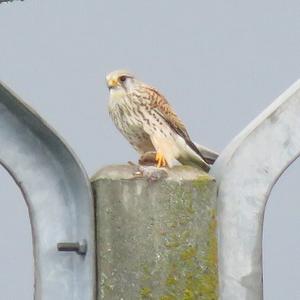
[195,143,219,164]
[146,86,208,162]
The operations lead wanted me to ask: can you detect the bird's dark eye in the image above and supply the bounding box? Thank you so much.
[119,75,127,82]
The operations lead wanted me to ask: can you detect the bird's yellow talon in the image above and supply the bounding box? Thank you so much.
[155,152,167,168]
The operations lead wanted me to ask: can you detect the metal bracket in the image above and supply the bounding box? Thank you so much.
[0,82,96,300]
[211,79,300,300]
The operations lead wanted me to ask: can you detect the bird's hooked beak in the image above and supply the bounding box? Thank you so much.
[107,78,118,89]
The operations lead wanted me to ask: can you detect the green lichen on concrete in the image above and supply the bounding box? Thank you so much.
[166,273,177,286]
[160,295,176,300]
[197,213,218,299]
[193,174,215,193]
[93,165,218,300]
[154,178,218,300]
[177,213,218,300]
[180,246,197,261]
[140,287,152,299]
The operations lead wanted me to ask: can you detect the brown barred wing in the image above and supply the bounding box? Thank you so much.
[145,86,207,162]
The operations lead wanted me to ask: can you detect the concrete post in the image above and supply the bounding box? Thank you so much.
[92,164,218,300]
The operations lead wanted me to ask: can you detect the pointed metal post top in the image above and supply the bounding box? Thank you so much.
[0,82,96,300]
[1,77,300,300]
[211,79,300,300]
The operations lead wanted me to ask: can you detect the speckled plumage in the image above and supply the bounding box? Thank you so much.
[106,70,212,171]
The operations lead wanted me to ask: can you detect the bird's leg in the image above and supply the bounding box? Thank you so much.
[155,151,167,168]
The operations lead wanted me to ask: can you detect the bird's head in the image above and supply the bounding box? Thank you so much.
[106,70,136,94]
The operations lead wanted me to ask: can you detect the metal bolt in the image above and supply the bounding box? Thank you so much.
[57,239,87,255]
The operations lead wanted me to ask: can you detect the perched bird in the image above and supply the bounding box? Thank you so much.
[106,70,218,172]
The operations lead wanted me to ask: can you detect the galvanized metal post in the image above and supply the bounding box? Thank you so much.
[0,82,96,300]
[211,79,300,300]
[1,77,300,300]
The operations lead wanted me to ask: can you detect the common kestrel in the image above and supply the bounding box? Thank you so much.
[106,70,218,172]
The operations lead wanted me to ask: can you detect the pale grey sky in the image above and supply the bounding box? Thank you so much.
[0,0,300,299]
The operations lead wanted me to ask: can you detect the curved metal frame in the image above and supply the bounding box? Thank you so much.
[0,82,95,300]
[2,76,300,300]
[211,79,300,300]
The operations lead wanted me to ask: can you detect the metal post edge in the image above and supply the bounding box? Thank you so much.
[210,79,300,300]
[0,82,96,300]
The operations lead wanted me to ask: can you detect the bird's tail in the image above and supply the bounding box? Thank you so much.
[177,140,219,172]
[194,143,219,164]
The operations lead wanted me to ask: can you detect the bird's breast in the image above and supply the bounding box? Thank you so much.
[108,95,144,135]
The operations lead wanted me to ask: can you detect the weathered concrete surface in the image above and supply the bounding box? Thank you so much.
[92,165,218,300]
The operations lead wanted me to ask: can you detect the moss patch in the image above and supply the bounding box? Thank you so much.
[140,287,152,299]
[156,179,218,299]
[96,171,218,299]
